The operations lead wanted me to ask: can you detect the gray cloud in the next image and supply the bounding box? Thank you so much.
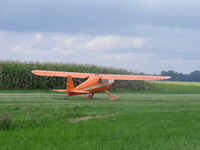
[1,0,200,34]
[0,30,199,73]
[0,0,200,73]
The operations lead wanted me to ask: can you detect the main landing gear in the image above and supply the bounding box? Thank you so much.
[85,91,118,101]
[105,90,118,101]
[85,93,94,99]
[64,95,69,100]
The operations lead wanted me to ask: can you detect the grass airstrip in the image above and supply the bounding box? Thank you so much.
[1,81,200,150]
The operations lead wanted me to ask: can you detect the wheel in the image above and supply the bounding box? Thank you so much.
[64,95,69,100]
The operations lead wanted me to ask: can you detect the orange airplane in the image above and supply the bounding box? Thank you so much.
[32,70,170,100]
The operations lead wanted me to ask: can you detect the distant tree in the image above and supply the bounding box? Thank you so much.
[190,71,200,82]
[161,70,200,82]
[183,74,191,81]
[161,70,178,81]
[176,72,185,81]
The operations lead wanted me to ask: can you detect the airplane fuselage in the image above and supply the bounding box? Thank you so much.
[69,75,114,95]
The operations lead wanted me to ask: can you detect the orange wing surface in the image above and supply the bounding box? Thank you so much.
[100,74,170,81]
[32,70,170,81]
[32,70,94,78]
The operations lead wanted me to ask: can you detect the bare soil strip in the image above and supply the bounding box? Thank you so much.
[69,113,122,123]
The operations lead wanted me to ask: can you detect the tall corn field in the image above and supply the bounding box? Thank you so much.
[0,61,153,91]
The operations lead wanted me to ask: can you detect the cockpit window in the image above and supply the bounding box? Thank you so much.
[99,79,109,83]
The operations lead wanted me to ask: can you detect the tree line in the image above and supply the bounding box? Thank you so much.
[161,70,200,82]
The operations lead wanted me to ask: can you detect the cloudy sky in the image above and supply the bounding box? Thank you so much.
[1,0,200,74]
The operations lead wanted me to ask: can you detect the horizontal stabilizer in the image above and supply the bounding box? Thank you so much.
[70,90,90,94]
[52,89,89,94]
[52,89,67,92]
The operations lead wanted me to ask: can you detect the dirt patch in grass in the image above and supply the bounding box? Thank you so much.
[69,113,122,123]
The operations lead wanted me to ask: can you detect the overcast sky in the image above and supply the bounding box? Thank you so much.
[1,0,200,74]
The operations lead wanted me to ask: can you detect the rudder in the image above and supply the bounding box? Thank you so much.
[67,75,75,94]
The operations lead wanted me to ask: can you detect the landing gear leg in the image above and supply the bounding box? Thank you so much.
[85,93,94,99]
[104,90,118,101]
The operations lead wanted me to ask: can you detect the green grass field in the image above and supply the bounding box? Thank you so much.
[150,81,200,94]
[1,91,200,150]
[116,81,200,94]
[1,61,200,149]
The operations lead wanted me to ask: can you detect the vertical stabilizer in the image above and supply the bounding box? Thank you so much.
[67,75,75,94]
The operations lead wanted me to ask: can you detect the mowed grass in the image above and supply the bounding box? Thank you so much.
[1,93,200,149]
[115,81,200,94]
[152,81,200,93]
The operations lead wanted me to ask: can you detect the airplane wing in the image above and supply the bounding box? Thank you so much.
[32,70,94,78]
[100,74,170,81]
[32,70,170,81]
